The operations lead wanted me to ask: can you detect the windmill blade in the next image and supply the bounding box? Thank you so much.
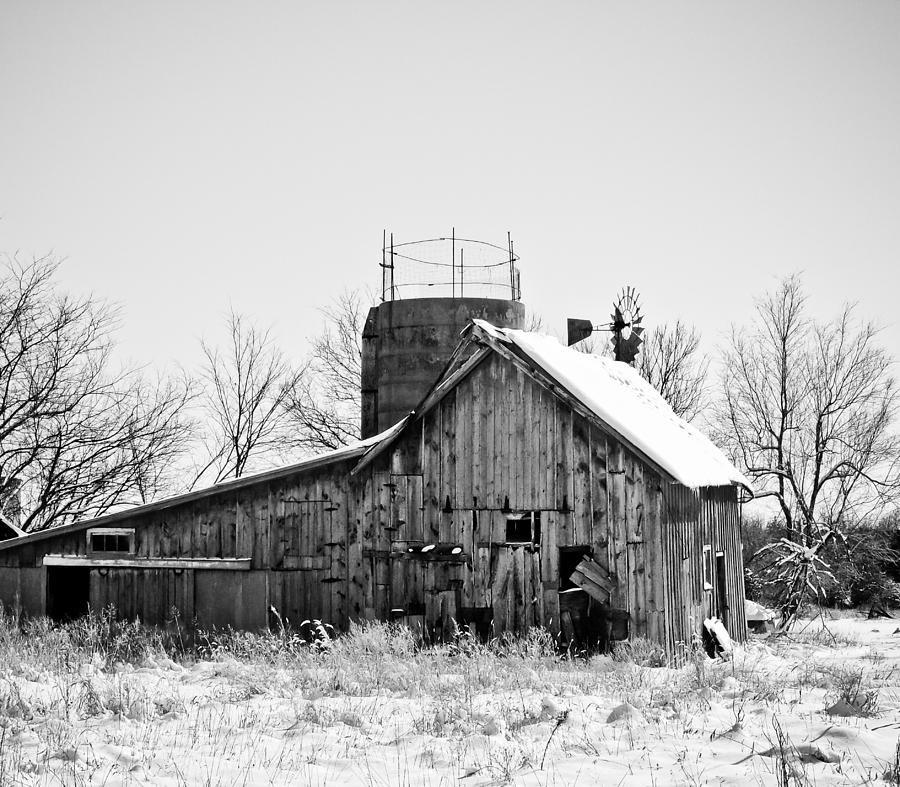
[610,284,644,364]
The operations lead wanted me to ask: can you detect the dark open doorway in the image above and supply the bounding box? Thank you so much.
[46,567,90,622]
[715,553,729,627]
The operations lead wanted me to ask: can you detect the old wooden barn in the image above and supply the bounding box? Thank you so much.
[0,312,750,655]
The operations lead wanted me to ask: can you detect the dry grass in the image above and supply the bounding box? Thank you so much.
[0,609,897,785]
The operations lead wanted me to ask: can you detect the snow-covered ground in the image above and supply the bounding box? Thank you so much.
[3,615,900,785]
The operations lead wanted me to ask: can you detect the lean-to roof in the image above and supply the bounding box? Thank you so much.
[0,419,406,551]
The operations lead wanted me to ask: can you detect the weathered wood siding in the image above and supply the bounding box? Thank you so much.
[356,351,733,652]
[0,460,359,631]
[0,346,745,656]
[659,484,747,656]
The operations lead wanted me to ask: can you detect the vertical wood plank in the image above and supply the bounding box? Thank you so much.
[491,547,509,636]
[442,391,457,510]
[472,365,483,506]
[629,541,646,638]
[505,362,517,509]
[373,471,391,554]
[535,385,548,508]
[545,388,557,513]
[423,411,441,540]
[572,413,591,544]
[484,359,497,507]
[474,545,492,606]
[523,374,533,510]
[455,376,472,507]
[347,476,365,621]
[511,546,525,634]
[407,475,424,542]
[515,368,526,510]
[555,401,573,514]
[541,510,560,635]
[643,474,663,647]
[608,441,628,609]
[389,474,408,540]
[495,359,507,509]
[590,427,609,572]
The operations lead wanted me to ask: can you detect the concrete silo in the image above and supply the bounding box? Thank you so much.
[360,233,525,438]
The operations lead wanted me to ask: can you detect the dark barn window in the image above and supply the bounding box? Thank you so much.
[87,528,135,555]
[505,512,541,545]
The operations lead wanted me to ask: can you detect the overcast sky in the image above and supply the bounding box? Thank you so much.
[2,1,898,374]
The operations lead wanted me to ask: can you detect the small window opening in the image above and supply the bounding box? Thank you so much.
[87,528,135,555]
[559,546,592,591]
[702,545,713,591]
[505,512,541,545]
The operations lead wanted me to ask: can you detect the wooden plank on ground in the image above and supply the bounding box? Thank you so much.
[571,556,615,592]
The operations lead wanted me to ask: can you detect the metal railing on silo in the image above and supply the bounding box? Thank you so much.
[380,231,521,302]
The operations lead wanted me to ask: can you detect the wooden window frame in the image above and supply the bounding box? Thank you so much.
[702,544,713,591]
[504,511,541,546]
[86,527,136,557]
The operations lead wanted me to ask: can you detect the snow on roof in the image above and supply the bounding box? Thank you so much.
[207,416,408,491]
[472,320,751,490]
[0,419,408,550]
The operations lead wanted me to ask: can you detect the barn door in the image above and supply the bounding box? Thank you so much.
[47,567,89,622]
[389,556,426,636]
[490,545,540,636]
[90,568,194,626]
[195,570,266,630]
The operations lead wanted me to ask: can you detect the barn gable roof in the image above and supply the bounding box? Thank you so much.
[469,321,750,489]
[355,320,750,491]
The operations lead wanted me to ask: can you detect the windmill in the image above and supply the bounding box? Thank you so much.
[566,286,644,365]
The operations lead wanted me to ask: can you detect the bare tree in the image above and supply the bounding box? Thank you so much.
[637,322,709,422]
[285,293,545,455]
[523,310,544,332]
[0,255,194,531]
[716,274,900,626]
[195,310,301,484]
[572,321,709,422]
[284,290,364,454]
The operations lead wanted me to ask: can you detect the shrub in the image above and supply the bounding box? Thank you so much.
[744,513,900,611]
[819,523,900,609]
[825,664,879,717]
[611,637,668,668]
